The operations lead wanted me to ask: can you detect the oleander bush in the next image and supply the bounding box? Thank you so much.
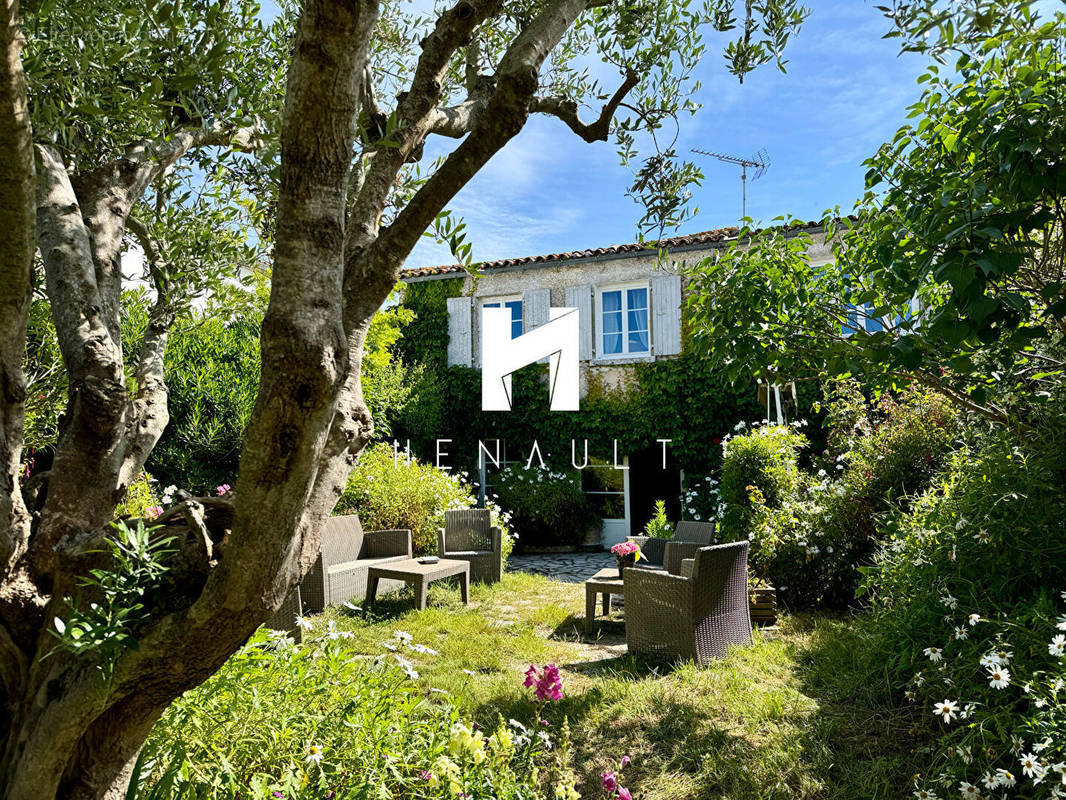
[491,464,598,551]
[337,443,512,558]
[864,417,1066,798]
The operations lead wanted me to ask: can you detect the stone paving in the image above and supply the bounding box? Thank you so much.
[508,550,614,583]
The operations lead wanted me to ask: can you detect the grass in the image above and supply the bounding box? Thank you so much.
[314,571,920,799]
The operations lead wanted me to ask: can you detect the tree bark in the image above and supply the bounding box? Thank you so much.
[0,0,34,576]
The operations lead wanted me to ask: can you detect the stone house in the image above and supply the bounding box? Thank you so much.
[399,221,834,547]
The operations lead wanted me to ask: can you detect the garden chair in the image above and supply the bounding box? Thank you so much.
[438,508,503,583]
[300,514,412,612]
[628,520,715,574]
[623,541,752,664]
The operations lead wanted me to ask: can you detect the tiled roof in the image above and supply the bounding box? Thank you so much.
[400,219,827,280]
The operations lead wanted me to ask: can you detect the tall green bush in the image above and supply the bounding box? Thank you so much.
[718,421,807,541]
[337,443,513,558]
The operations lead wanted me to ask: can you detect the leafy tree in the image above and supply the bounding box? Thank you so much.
[0,0,806,797]
[685,0,1066,429]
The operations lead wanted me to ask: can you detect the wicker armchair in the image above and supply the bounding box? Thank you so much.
[628,520,715,574]
[662,521,716,575]
[300,515,412,612]
[438,509,503,584]
[623,541,752,664]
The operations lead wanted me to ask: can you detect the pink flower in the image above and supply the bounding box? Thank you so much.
[617,788,632,800]
[619,755,631,768]
[601,771,618,792]
[419,771,432,781]
[610,541,639,557]
[523,664,564,702]
[216,483,231,496]
[145,505,163,519]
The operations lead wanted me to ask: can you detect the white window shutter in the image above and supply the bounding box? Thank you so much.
[446,296,473,366]
[523,288,552,363]
[523,288,551,331]
[651,273,682,355]
[565,284,594,360]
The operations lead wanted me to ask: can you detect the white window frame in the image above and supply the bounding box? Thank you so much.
[480,295,524,339]
[595,281,651,359]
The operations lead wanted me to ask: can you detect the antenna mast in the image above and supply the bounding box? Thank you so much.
[691,147,771,219]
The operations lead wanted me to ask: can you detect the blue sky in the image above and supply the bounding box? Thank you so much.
[407,1,928,269]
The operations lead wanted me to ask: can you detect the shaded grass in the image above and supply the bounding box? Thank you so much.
[317,572,918,799]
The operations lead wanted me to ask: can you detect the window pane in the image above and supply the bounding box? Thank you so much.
[627,287,647,310]
[587,493,625,518]
[603,333,623,354]
[628,329,649,352]
[511,319,522,339]
[483,302,500,308]
[506,301,523,339]
[602,290,622,312]
[627,307,648,333]
[602,310,622,334]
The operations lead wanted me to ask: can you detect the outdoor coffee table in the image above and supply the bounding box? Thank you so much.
[585,567,625,633]
[366,558,470,611]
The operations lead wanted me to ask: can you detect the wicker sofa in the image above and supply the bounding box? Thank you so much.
[438,508,503,584]
[300,515,412,612]
[622,541,752,664]
[265,584,306,642]
[627,520,716,574]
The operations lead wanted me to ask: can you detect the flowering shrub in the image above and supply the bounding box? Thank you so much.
[865,420,1066,799]
[492,464,598,550]
[717,421,807,541]
[338,443,512,557]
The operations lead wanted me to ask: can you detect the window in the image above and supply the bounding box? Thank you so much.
[597,283,650,357]
[481,297,523,339]
[582,459,626,519]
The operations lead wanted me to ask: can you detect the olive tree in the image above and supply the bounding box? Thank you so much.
[0,0,805,797]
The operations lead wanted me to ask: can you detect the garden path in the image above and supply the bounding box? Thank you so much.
[507,550,613,583]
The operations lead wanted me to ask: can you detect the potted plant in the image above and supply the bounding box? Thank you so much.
[609,541,645,577]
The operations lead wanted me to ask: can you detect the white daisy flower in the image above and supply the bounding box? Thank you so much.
[924,646,945,663]
[1021,753,1042,778]
[410,643,439,656]
[994,769,1016,788]
[954,626,969,641]
[932,699,958,723]
[1057,615,1066,631]
[987,666,1011,689]
[941,594,958,609]
[914,789,939,800]
[295,616,313,631]
[958,782,980,798]
[394,630,413,644]
[1049,634,1065,657]
[968,613,981,626]
[979,774,997,791]
[305,744,324,764]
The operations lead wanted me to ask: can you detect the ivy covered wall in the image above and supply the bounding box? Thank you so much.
[391,278,823,480]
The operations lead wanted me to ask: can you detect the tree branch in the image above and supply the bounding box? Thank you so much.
[530,69,638,142]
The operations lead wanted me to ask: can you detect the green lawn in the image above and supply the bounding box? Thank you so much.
[315,571,919,799]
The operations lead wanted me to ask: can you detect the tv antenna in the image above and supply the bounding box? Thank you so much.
[691,147,771,219]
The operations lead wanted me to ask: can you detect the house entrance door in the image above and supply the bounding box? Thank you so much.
[582,457,631,549]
